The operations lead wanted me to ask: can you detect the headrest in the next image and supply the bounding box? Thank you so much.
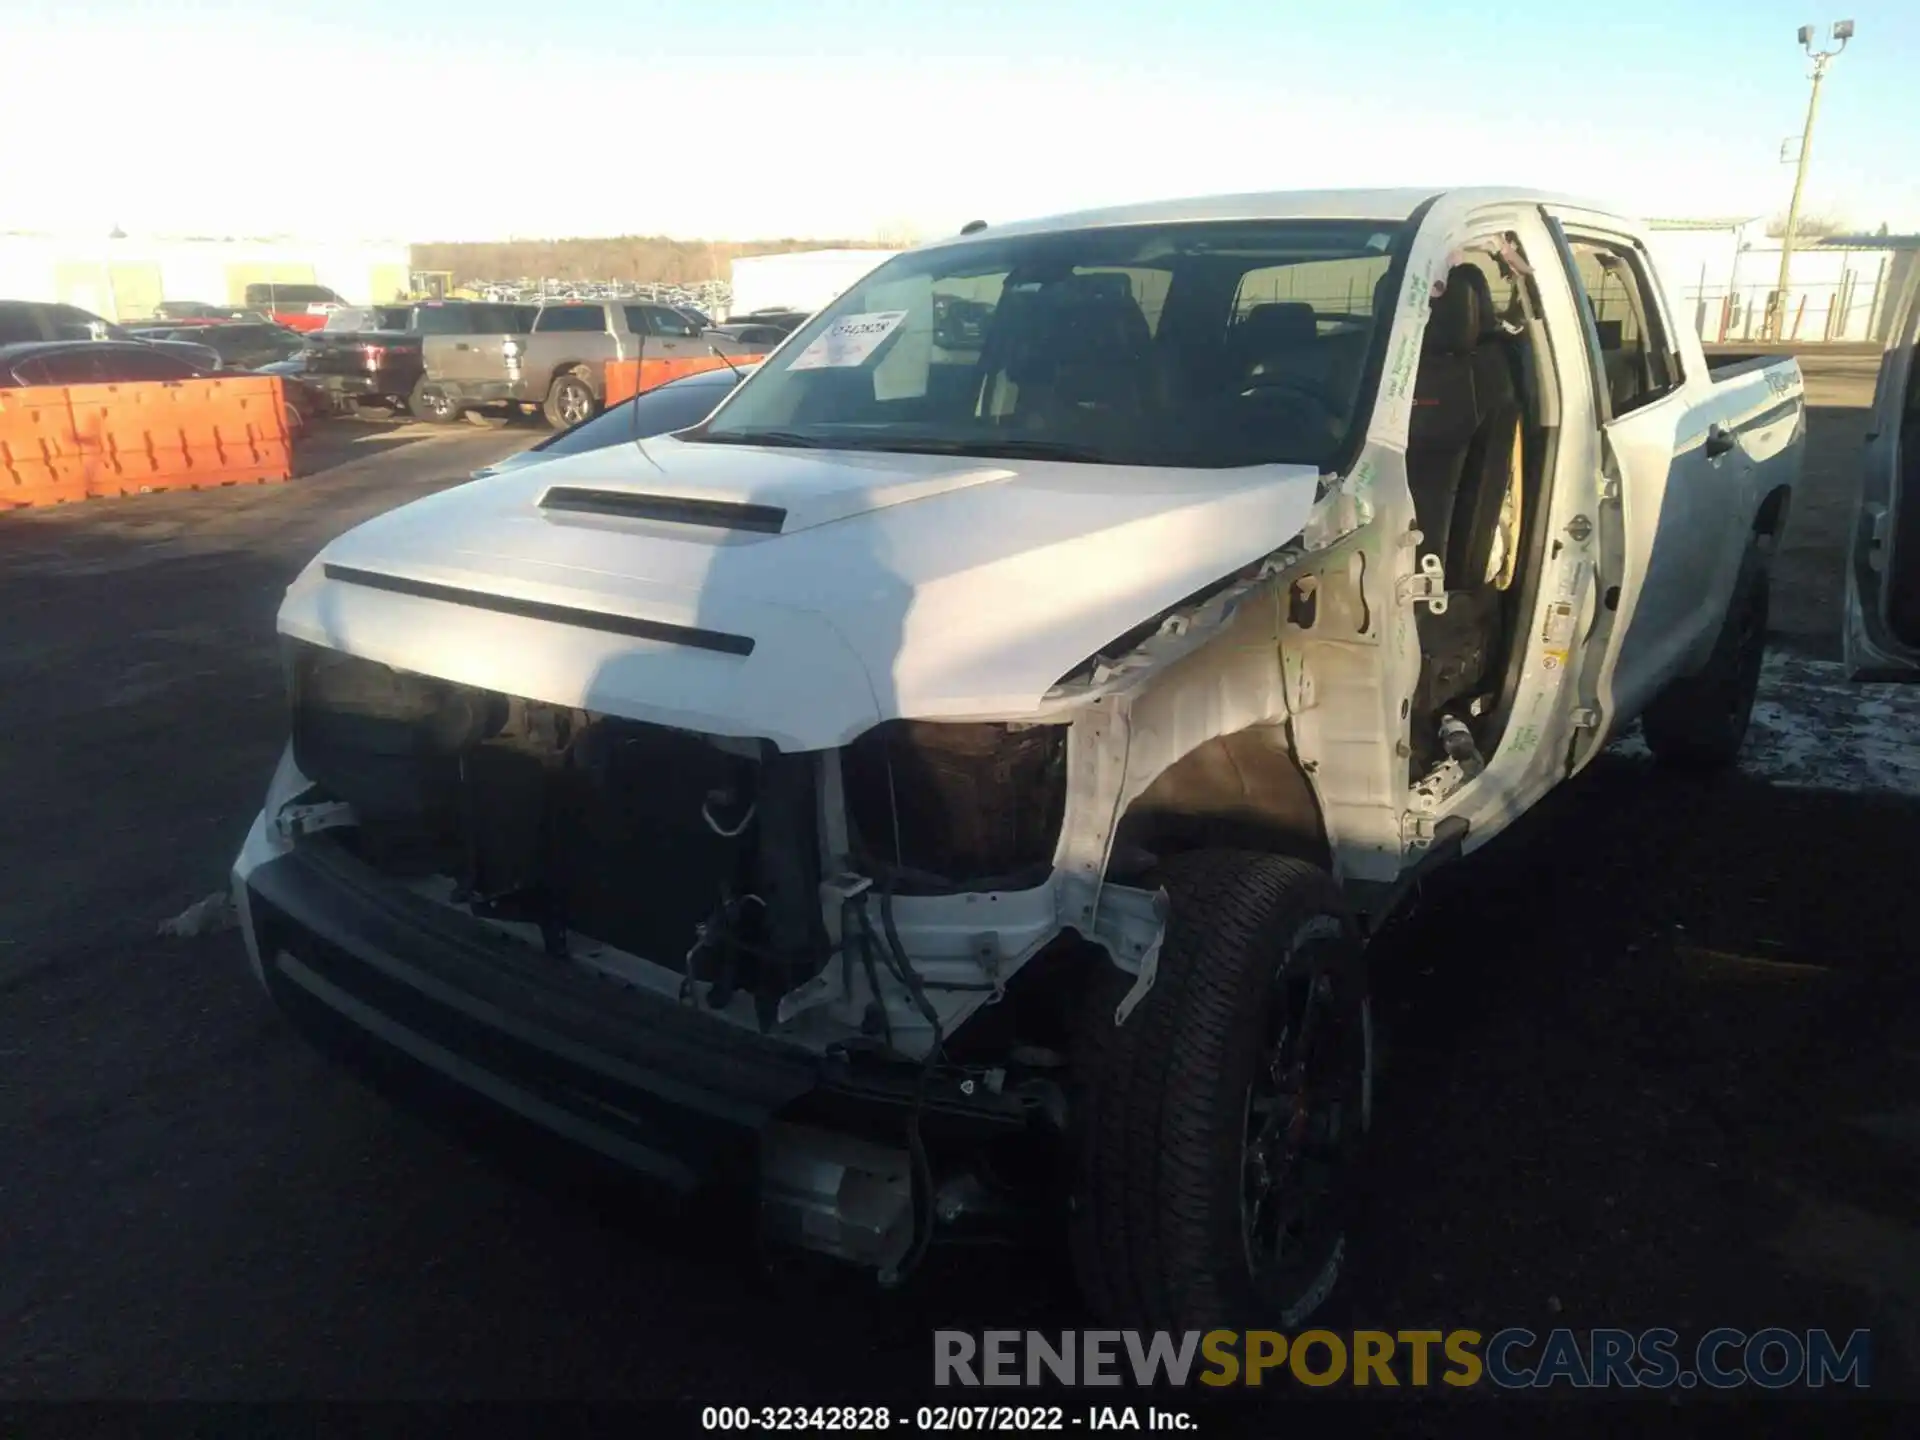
[1236,302,1318,351]
[1425,265,1492,354]
[1003,285,1151,384]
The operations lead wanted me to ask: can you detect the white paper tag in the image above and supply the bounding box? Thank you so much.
[786,311,909,371]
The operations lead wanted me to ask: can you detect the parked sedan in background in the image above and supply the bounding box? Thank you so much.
[469,363,751,479]
[0,340,317,437]
[705,322,790,350]
[721,306,808,334]
[0,341,207,387]
[0,300,222,372]
[127,321,307,371]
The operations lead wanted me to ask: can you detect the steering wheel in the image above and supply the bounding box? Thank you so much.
[1235,372,1340,435]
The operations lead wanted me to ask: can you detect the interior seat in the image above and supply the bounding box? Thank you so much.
[1001,283,1157,421]
[1233,302,1321,388]
[1407,265,1518,578]
[1406,263,1523,722]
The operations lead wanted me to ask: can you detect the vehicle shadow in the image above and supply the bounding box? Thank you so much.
[294,419,436,479]
[1344,748,1920,1396]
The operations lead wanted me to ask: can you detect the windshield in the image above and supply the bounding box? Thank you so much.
[694,218,1405,469]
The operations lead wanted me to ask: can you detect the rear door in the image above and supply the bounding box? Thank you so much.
[529,303,618,389]
[1543,210,1748,728]
[1850,263,1920,675]
[421,303,522,385]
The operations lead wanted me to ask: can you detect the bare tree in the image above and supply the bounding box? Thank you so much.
[1766,211,1850,239]
[408,235,894,286]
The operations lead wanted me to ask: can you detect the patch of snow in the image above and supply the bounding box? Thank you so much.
[1605,652,1920,799]
[158,890,238,938]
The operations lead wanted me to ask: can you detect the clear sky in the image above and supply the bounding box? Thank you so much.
[9,0,1914,243]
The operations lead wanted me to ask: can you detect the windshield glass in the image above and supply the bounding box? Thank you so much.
[694,218,1405,469]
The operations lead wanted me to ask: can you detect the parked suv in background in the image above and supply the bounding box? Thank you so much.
[428,299,743,427]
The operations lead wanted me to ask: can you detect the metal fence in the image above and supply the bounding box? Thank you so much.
[1674,272,1889,344]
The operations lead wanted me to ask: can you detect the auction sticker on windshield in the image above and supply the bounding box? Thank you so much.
[787,311,909,370]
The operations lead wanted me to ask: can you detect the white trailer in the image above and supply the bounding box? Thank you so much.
[726,248,899,320]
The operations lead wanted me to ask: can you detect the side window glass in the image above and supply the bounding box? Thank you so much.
[35,351,106,384]
[536,306,608,334]
[1565,238,1679,417]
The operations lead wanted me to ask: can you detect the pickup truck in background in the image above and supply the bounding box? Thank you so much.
[426,299,745,427]
[1848,258,1920,679]
[303,302,526,419]
[234,189,1801,1332]
[245,283,351,333]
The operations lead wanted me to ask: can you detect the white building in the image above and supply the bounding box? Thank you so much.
[1645,217,1914,344]
[0,233,412,321]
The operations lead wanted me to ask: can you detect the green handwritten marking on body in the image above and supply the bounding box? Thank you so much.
[1509,723,1541,754]
[1352,456,1377,500]
[1384,336,1419,401]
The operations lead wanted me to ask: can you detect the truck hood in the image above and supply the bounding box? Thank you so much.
[279,435,1321,750]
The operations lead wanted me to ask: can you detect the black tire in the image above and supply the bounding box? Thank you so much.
[1070,851,1369,1331]
[407,377,461,424]
[543,373,598,430]
[1641,542,1770,769]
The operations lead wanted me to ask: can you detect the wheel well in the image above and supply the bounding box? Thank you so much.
[1109,727,1331,879]
[1754,485,1791,541]
[548,362,594,390]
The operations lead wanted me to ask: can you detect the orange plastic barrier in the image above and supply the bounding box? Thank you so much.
[602,353,765,407]
[71,375,290,497]
[0,387,88,508]
[0,376,291,509]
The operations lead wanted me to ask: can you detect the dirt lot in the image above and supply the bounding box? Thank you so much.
[1,372,1916,1416]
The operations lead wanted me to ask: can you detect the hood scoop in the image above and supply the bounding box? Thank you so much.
[539,485,786,534]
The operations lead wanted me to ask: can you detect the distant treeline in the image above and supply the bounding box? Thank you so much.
[407,236,889,285]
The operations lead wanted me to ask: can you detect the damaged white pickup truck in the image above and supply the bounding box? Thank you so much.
[232,189,1803,1330]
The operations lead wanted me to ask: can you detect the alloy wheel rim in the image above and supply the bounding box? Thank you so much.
[1239,938,1355,1283]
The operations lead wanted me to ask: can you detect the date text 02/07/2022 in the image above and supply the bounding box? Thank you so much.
[699,1404,1196,1432]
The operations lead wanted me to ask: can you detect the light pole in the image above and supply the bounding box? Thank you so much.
[1771,19,1854,340]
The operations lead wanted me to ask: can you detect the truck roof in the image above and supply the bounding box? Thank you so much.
[921,186,1619,249]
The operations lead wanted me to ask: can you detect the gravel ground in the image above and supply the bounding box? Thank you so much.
[1,369,1915,1421]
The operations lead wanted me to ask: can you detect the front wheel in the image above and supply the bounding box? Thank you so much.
[1070,851,1369,1331]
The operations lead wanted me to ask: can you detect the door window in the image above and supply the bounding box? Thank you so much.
[21,350,107,384]
[625,304,699,338]
[1563,238,1680,417]
[103,348,200,380]
[535,305,608,334]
